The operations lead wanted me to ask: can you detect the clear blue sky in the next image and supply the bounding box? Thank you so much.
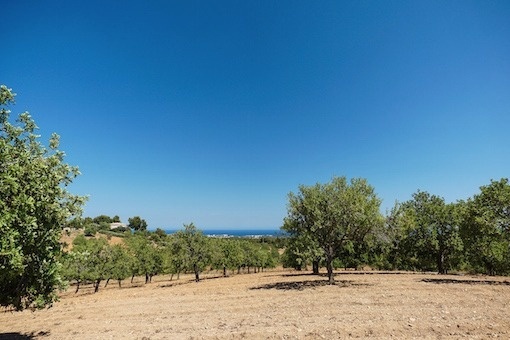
[3,1,509,230]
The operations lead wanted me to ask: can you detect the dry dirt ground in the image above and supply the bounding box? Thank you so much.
[1,269,510,339]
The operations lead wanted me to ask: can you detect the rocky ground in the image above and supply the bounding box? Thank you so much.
[1,269,510,339]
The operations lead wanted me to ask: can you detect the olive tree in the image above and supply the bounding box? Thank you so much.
[126,234,162,284]
[81,238,111,293]
[282,176,383,284]
[60,247,90,293]
[385,192,463,274]
[0,85,85,310]
[104,244,133,288]
[164,234,188,280]
[461,178,510,275]
[175,223,211,282]
[210,238,244,277]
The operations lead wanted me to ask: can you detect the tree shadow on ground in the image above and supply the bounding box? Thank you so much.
[422,278,510,286]
[278,272,327,278]
[276,270,434,279]
[269,272,359,279]
[158,274,224,288]
[334,271,425,275]
[0,331,49,339]
[250,279,370,291]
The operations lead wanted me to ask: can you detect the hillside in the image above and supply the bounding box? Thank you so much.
[60,229,125,251]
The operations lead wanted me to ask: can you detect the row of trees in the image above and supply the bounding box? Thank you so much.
[282,177,510,282]
[384,178,510,276]
[61,224,280,293]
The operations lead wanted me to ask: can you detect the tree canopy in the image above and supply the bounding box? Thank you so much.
[128,216,148,232]
[282,176,383,284]
[461,178,510,275]
[0,85,85,310]
[386,191,463,274]
[174,223,211,282]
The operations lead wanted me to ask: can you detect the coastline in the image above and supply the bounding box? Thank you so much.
[163,228,285,238]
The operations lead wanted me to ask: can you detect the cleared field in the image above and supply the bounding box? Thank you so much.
[1,269,510,339]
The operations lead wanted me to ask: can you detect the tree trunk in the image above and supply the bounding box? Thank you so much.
[223,266,227,277]
[118,279,122,288]
[94,279,101,293]
[437,252,446,275]
[237,266,241,274]
[487,262,495,276]
[104,278,110,287]
[326,249,335,285]
[326,261,334,285]
[194,264,200,282]
[170,273,174,281]
[75,280,80,293]
[312,260,320,274]
[131,274,135,283]
[145,273,149,284]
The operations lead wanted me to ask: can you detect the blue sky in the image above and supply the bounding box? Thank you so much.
[3,1,509,230]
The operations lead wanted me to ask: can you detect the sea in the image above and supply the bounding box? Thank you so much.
[164,228,285,238]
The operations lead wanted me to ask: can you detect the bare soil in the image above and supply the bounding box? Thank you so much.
[59,230,124,251]
[1,269,510,339]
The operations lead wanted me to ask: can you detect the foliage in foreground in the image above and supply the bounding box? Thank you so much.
[0,85,85,310]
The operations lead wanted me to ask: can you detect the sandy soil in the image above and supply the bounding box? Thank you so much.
[1,269,510,339]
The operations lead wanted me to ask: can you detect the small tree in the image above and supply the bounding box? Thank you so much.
[211,238,244,277]
[175,223,211,282]
[165,234,188,280]
[126,234,162,284]
[61,249,90,293]
[254,243,279,272]
[128,216,148,232]
[62,236,112,293]
[93,215,113,224]
[75,237,111,293]
[240,240,258,274]
[0,85,85,310]
[105,244,132,288]
[84,223,99,236]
